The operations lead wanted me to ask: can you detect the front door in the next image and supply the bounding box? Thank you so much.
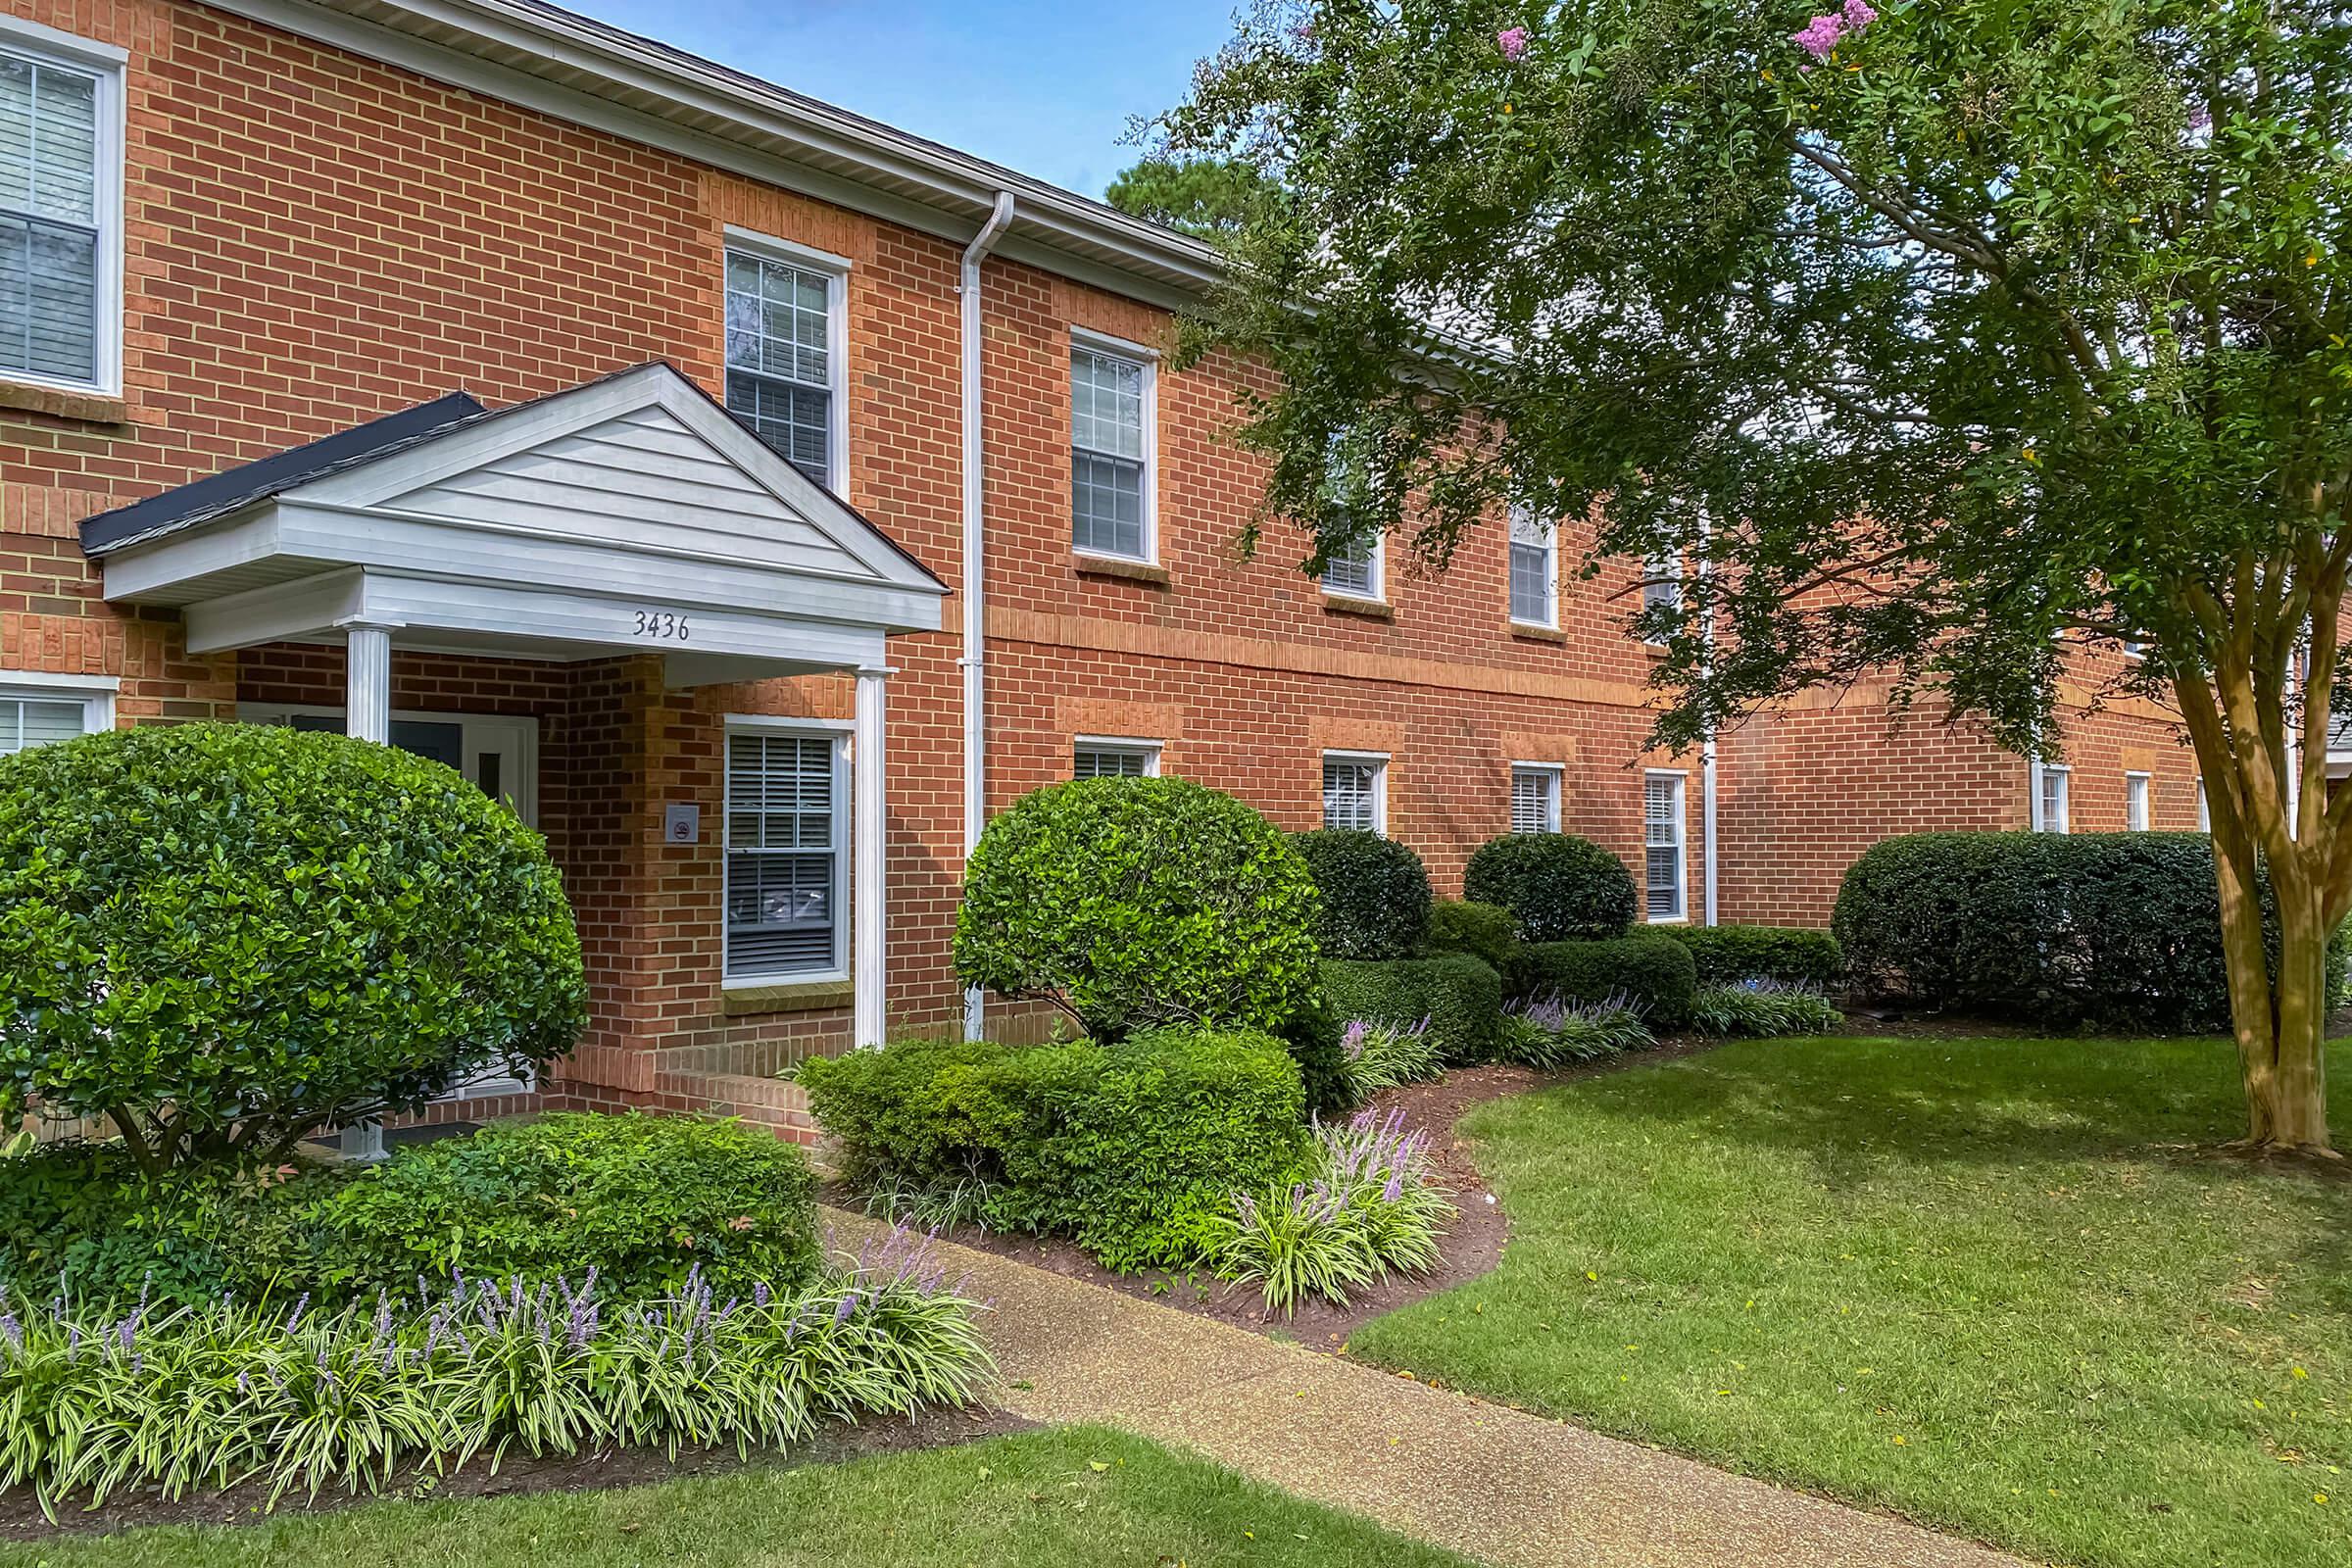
[243,706,538,827]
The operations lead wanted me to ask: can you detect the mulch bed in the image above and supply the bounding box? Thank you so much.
[0,1402,1034,1542]
[915,1036,1725,1351]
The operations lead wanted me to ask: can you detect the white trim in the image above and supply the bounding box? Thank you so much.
[2126,770,2152,831]
[1509,760,1562,834]
[0,669,116,739]
[721,714,852,989]
[0,19,124,399]
[1507,507,1558,629]
[1643,769,1689,924]
[1073,733,1163,777]
[2030,760,2072,834]
[2197,778,2210,832]
[1321,749,1390,836]
[1322,532,1387,603]
[852,668,888,1046]
[1069,332,1157,564]
[720,227,852,496]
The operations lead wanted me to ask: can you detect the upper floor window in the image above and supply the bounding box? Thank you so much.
[1510,763,1561,834]
[1073,736,1160,779]
[1322,751,1388,834]
[1071,336,1152,562]
[1642,551,1683,614]
[0,25,121,393]
[0,673,109,755]
[1323,532,1384,601]
[724,241,842,489]
[1509,508,1557,626]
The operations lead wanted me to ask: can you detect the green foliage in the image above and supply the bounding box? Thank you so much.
[1462,834,1637,943]
[1689,981,1846,1038]
[0,724,584,1173]
[1208,1109,1453,1316]
[1511,935,1698,1029]
[1275,993,1355,1116]
[1103,155,1283,239]
[1835,832,2352,1031]
[955,777,1322,1040]
[1425,899,1521,973]
[292,1114,820,1301]
[0,1235,990,1509]
[1322,954,1504,1065]
[1290,828,1434,959]
[1337,1018,1446,1102]
[1660,924,1845,989]
[1495,996,1656,1068]
[799,1031,1308,1272]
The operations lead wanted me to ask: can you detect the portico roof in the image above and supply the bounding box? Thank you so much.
[81,362,947,685]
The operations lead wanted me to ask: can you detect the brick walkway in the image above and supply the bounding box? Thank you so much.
[825,1207,2032,1568]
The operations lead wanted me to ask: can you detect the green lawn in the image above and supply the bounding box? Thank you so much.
[0,1427,1474,1567]
[1351,1035,2352,1568]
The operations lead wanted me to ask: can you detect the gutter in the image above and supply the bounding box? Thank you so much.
[959,192,1016,1041]
[1697,512,1719,925]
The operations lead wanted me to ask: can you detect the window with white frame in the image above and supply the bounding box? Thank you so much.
[0,26,120,392]
[724,724,846,980]
[1072,736,1160,779]
[1644,771,1687,921]
[1510,763,1561,834]
[1322,752,1387,833]
[1642,551,1683,614]
[0,673,109,755]
[723,244,840,489]
[1509,507,1557,626]
[2127,771,2151,831]
[1322,532,1384,600]
[2197,778,2210,832]
[2034,762,2071,833]
[1071,339,1152,561]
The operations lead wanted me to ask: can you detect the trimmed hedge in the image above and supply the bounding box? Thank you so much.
[1322,954,1504,1065]
[798,1030,1306,1271]
[1291,829,1433,959]
[1835,831,2352,1030]
[1511,933,1697,1029]
[954,777,1321,1039]
[1462,834,1638,942]
[1425,900,1520,973]
[1661,924,1845,988]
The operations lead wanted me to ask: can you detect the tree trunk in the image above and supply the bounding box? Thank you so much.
[2218,840,2336,1156]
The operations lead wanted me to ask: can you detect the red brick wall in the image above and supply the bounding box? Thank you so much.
[0,0,2205,1092]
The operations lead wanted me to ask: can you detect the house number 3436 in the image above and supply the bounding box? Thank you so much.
[633,610,690,641]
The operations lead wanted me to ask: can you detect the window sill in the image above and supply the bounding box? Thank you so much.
[720,977,854,1016]
[1509,620,1566,644]
[0,378,130,426]
[1322,593,1394,620]
[1073,553,1171,586]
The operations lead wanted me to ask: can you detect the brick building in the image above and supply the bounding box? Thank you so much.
[0,0,2201,1138]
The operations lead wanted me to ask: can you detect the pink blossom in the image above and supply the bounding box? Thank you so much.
[1790,14,1844,60]
[1497,25,1530,62]
[1841,0,1878,29]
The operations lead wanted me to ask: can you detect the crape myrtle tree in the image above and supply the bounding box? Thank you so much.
[1160,0,2352,1155]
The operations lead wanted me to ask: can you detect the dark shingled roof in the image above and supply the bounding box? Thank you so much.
[78,392,490,556]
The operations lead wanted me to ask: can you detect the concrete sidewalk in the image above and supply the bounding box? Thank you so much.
[826,1209,2029,1568]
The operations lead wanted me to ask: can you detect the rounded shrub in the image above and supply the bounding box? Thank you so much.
[1425,899,1520,973]
[0,724,585,1173]
[1511,933,1698,1029]
[1289,829,1433,959]
[1322,953,1505,1065]
[1463,833,1638,942]
[955,777,1322,1038]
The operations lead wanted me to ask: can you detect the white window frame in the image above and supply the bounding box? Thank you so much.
[1069,325,1158,565]
[2197,778,2211,832]
[0,17,126,398]
[1643,769,1689,923]
[0,668,115,749]
[1321,749,1389,835]
[722,713,853,989]
[1322,530,1386,603]
[2126,770,2152,831]
[1508,507,1558,628]
[1510,760,1562,834]
[721,225,851,494]
[1072,734,1162,779]
[2031,760,2071,834]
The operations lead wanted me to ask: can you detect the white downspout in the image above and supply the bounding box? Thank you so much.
[959,192,1015,1041]
[1696,513,1718,925]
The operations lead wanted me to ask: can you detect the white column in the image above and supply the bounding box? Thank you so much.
[341,620,395,745]
[853,666,892,1050]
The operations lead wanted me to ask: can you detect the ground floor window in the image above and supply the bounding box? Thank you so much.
[2034,762,2071,834]
[725,721,847,982]
[0,673,112,755]
[1644,770,1687,922]
[1072,736,1161,779]
[1510,762,1561,834]
[2127,771,2151,831]
[1322,751,1388,834]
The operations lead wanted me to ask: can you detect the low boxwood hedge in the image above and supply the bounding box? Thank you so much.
[1660,923,1844,988]
[1290,828,1433,959]
[1321,953,1505,1065]
[1511,933,1697,1029]
[1425,899,1520,973]
[798,1029,1306,1271]
[1835,830,2352,1030]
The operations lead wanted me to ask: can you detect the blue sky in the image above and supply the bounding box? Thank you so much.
[568,0,1243,200]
